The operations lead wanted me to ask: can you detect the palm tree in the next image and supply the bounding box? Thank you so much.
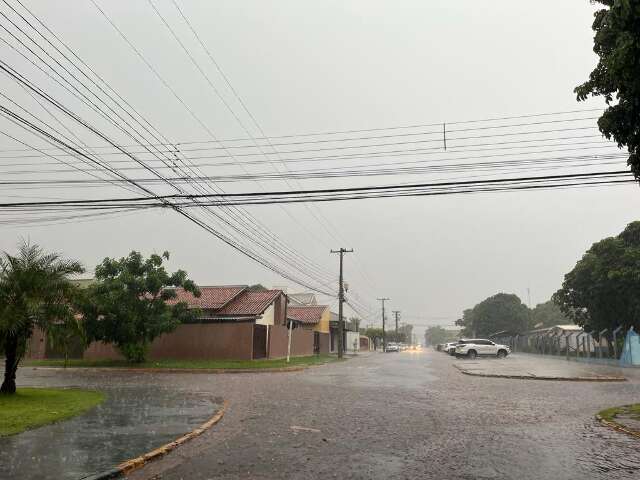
[0,242,83,394]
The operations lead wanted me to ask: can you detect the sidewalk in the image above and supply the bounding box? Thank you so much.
[453,353,627,381]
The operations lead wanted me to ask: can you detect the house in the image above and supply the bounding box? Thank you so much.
[329,312,360,353]
[288,292,318,306]
[287,305,331,354]
[84,285,291,361]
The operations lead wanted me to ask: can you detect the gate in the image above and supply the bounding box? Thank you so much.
[253,324,267,359]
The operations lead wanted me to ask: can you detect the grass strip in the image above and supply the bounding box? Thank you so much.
[0,387,104,436]
[24,354,340,370]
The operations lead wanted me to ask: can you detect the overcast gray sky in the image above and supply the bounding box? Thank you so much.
[1,0,638,338]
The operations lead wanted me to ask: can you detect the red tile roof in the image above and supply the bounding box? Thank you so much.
[166,286,246,309]
[287,305,328,324]
[216,290,282,316]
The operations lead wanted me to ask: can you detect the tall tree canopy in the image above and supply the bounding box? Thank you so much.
[424,326,459,346]
[80,251,200,363]
[575,0,640,177]
[0,242,83,394]
[456,294,531,337]
[553,221,640,332]
[531,300,572,328]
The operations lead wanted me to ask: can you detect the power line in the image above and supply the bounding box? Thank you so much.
[1,170,631,208]
[1,0,341,294]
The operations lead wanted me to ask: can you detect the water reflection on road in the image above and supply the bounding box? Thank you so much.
[0,378,221,480]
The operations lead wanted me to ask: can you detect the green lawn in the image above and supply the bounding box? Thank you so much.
[598,404,640,424]
[24,354,340,370]
[0,388,105,436]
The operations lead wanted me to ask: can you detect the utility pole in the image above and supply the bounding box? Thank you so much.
[378,298,390,352]
[331,248,353,359]
[393,310,400,337]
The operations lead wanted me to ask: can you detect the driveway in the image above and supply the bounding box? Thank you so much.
[5,351,640,479]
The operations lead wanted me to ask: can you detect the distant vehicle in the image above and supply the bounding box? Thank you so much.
[454,339,511,359]
[443,342,459,355]
[385,342,400,352]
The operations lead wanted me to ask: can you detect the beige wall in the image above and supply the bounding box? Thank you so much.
[291,327,314,356]
[149,323,254,360]
[85,322,255,361]
[42,294,290,362]
[268,323,289,359]
[268,323,316,358]
[84,341,124,361]
[318,332,330,353]
[25,327,47,360]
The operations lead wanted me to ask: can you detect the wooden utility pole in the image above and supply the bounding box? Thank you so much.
[378,297,390,352]
[331,248,353,359]
[393,310,400,337]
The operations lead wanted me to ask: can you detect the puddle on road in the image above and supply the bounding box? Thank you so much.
[304,355,439,389]
[0,385,221,480]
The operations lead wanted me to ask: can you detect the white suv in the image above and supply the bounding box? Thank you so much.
[443,342,459,355]
[454,339,510,359]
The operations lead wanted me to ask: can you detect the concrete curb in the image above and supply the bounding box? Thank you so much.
[453,364,626,382]
[82,400,228,480]
[30,365,307,374]
[596,414,640,439]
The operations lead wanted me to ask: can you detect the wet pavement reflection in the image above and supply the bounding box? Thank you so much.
[0,377,221,480]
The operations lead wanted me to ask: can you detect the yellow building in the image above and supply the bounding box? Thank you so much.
[287,305,331,353]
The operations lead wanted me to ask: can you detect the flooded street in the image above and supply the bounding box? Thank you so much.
[8,351,639,479]
[128,351,640,479]
[0,371,222,480]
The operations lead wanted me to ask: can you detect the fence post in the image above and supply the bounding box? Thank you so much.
[575,332,583,359]
[598,329,608,359]
[613,326,623,360]
[589,331,596,359]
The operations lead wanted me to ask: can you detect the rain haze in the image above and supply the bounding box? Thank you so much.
[3,2,640,480]
[2,0,636,335]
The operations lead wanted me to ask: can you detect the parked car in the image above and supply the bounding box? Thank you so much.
[454,339,511,359]
[443,342,459,355]
[385,342,400,352]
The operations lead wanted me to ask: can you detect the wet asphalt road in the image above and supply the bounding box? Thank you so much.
[10,351,640,479]
[128,351,640,480]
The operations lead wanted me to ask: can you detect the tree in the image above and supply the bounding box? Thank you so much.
[0,242,83,394]
[530,300,572,328]
[455,308,477,337]
[361,327,384,349]
[424,326,460,346]
[553,221,640,333]
[575,1,640,178]
[385,331,407,343]
[80,251,200,363]
[47,313,85,368]
[456,294,531,338]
